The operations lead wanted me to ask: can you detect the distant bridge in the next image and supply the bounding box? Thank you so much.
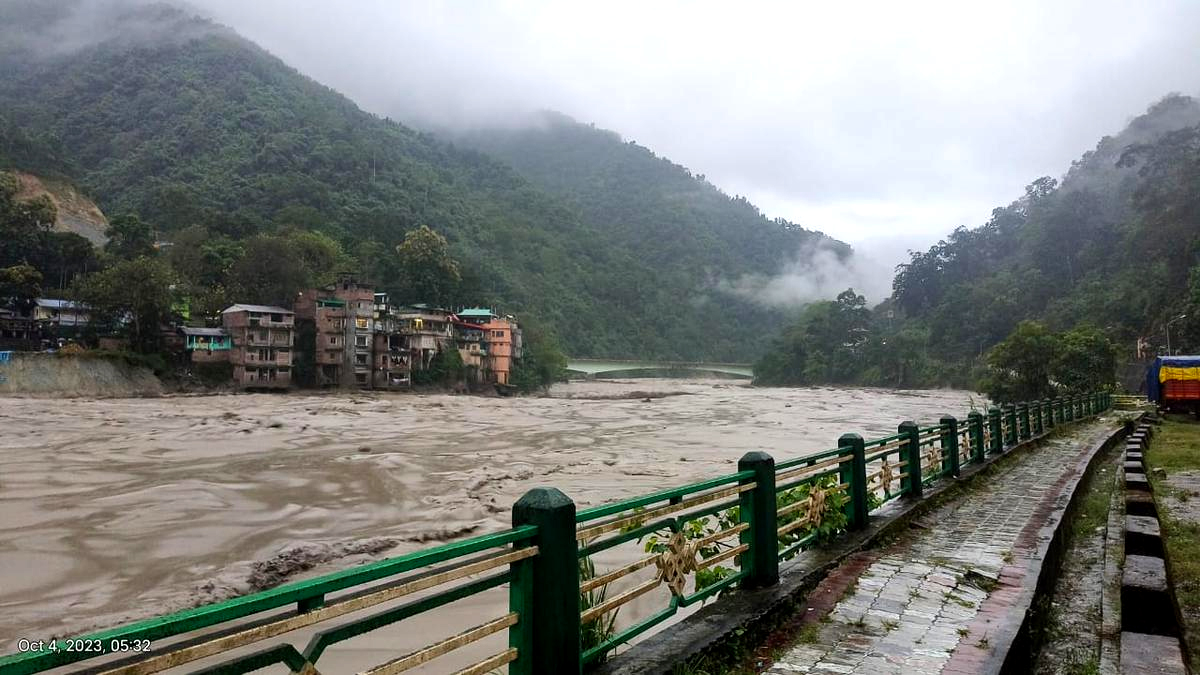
[565,358,754,378]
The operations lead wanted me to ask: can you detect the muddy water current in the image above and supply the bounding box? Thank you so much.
[0,379,978,669]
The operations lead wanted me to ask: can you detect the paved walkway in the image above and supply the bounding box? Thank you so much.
[766,421,1114,675]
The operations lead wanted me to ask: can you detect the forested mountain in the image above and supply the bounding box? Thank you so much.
[453,112,851,360]
[756,94,1200,389]
[0,1,841,361]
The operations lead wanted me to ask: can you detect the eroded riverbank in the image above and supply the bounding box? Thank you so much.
[0,379,978,658]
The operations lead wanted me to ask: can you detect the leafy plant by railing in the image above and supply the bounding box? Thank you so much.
[777,477,854,561]
[579,554,619,652]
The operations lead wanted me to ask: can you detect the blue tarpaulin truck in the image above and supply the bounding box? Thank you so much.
[1147,355,1200,412]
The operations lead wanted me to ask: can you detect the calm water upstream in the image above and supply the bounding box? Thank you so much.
[0,379,979,669]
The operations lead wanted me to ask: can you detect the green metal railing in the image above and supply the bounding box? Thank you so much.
[0,392,1112,675]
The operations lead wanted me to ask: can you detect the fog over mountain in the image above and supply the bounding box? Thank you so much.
[191,0,1200,270]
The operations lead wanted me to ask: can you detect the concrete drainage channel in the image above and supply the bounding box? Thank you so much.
[1115,418,1189,674]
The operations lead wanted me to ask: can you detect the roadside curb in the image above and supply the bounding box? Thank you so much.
[984,419,1128,674]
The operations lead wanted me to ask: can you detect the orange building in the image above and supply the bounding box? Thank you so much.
[457,308,519,385]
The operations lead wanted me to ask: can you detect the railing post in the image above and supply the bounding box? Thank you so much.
[1043,399,1054,430]
[1031,401,1042,436]
[839,433,869,530]
[968,412,985,464]
[988,407,1003,454]
[1005,405,1018,446]
[899,421,923,498]
[512,488,581,675]
[1017,403,1030,441]
[941,416,960,477]
[738,451,778,589]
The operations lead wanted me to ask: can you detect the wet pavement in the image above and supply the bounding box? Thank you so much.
[766,420,1117,675]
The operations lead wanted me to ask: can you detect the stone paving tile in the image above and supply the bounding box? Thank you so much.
[765,423,1110,675]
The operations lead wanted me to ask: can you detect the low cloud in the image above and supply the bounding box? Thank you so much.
[717,242,895,309]
[0,0,221,60]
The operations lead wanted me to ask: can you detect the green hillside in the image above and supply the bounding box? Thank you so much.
[0,1,840,361]
[755,94,1200,388]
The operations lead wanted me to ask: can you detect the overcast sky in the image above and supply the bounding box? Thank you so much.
[192,0,1200,268]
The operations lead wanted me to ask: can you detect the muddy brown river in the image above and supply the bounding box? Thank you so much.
[0,379,978,670]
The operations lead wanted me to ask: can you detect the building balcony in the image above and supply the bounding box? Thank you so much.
[248,318,294,328]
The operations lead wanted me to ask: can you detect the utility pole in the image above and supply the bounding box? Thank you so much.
[1167,314,1187,355]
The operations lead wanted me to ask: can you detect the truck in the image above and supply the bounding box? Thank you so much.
[1146,355,1200,413]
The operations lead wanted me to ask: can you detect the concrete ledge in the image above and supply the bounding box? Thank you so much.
[1127,515,1162,538]
[994,421,1128,675]
[1120,632,1186,674]
[1125,554,1169,593]
[1127,491,1158,518]
[1127,473,1151,491]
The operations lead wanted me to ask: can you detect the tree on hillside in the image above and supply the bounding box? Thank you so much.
[393,225,462,306]
[227,235,310,308]
[0,263,42,307]
[981,321,1117,403]
[104,214,156,259]
[73,256,177,353]
[0,171,56,266]
[224,230,349,307]
[1054,324,1117,394]
[511,322,569,393]
[981,321,1060,403]
[752,288,871,386]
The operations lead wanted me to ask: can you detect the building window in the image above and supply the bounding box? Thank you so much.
[355,335,368,347]
[329,336,337,345]
[355,354,367,365]
[355,373,367,384]
[355,318,368,329]
[493,330,505,338]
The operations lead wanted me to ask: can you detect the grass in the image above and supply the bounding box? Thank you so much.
[1146,416,1200,674]
[796,622,821,644]
[1071,465,1113,540]
[1061,655,1101,675]
[944,591,976,609]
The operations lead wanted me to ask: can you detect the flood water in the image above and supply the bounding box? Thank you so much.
[0,379,978,669]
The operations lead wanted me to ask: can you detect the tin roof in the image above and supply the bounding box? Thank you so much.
[221,303,293,315]
[35,298,87,310]
[180,327,229,337]
[458,308,496,318]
